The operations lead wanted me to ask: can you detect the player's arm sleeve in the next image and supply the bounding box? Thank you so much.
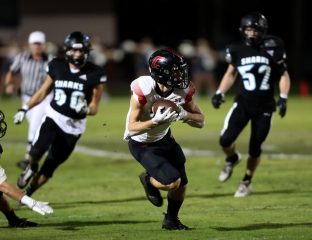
[130,80,147,106]
[184,82,196,104]
[183,87,205,128]
[274,38,288,75]
[94,67,108,85]
[224,45,236,65]
[99,74,107,84]
[46,59,57,79]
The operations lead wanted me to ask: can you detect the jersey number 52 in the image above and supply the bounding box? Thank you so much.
[237,64,271,91]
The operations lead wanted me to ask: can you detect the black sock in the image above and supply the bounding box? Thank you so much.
[3,210,19,224]
[25,184,37,197]
[166,197,183,220]
[227,153,239,164]
[243,174,252,183]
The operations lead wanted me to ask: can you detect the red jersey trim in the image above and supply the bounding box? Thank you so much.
[131,80,147,106]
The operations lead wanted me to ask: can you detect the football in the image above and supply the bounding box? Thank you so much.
[152,99,181,114]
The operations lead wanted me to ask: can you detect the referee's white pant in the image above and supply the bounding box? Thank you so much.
[22,92,53,146]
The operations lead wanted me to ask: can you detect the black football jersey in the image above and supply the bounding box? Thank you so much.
[225,35,287,105]
[48,58,107,119]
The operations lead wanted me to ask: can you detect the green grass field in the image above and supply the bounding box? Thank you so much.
[0,96,311,240]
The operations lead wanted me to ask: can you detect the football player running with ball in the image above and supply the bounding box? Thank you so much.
[14,32,107,197]
[124,49,205,230]
[211,12,291,197]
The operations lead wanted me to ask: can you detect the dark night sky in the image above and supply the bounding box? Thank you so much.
[116,0,309,80]
[117,0,297,45]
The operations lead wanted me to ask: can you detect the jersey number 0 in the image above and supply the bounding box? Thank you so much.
[54,89,85,109]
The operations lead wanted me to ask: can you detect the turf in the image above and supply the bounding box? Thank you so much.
[0,95,311,240]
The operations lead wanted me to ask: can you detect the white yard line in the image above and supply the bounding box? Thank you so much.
[74,146,312,160]
[4,141,311,160]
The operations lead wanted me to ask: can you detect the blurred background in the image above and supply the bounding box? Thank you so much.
[0,0,310,96]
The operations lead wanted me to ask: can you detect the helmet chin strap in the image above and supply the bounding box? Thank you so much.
[66,55,87,68]
[245,35,263,47]
[246,37,257,46]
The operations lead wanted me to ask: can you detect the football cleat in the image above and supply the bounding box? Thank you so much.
[234,180,252,197]
[16,159,30,170]
[17,165,35,189]
[218,152,241,182]
[139,172,163,207]
[162,213,191,230]
[9,218,38,228]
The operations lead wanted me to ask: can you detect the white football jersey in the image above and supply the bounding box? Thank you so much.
[0,165,7,184]
[44,105,86,136]
[124,76,195,142]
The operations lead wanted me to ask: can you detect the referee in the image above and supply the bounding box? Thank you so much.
[5,31,53,170]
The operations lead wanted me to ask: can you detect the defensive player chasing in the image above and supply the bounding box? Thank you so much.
[14,32,107,197]
[211,12,291,197]
[0,110,53,227]
[124,49,205,230]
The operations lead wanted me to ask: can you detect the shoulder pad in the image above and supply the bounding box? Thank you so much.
[225,47,232,63]
[263,35,284,48]
[224,43,242,64]
[130,77,153,106]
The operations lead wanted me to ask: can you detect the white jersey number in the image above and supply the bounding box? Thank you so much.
[54,89,85,109]
[238,64,271,91]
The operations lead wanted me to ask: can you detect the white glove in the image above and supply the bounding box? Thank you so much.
[151,107,178,124]
[21,195,54,215]
[176,105,188,121]
[14,105,28,124]
[75,100,89,115]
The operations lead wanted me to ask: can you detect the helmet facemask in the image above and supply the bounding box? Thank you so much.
[64,32,91,67]
[242,27,266,46]
[239,12,268,47]
[0,111,7,138]
[65,46,89,67]
[171,63,189,89]
[149,49,190,89]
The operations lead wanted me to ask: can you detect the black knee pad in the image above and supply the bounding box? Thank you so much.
[249,148,262,158]
[0,191,3,198]
[219,135,232,148]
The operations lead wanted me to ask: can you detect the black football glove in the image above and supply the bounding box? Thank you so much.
[276,96,287,118]
[211,92,225,109]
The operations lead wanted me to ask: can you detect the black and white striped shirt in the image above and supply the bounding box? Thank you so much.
[10,51,53,96]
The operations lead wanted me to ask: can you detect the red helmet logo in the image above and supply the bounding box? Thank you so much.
[151,56,166,69]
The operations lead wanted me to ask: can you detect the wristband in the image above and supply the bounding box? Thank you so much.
[216,90,223,95]
[20,195,35,208]
[21,104,29,111]
[280,93,288,99]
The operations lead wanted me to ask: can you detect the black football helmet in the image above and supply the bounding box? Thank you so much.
[239,12,268,46]
[149,49,189,89]
[64,31,91,66]
[0,110,7,138]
